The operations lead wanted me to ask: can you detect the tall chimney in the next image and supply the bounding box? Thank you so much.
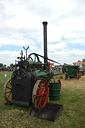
[42,21,48,64]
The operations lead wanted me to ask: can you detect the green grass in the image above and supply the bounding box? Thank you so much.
[0,71,85,128]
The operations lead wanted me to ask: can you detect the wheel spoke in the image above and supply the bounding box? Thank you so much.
[37,89,41,94]
[5,90,12,94]
[37,89,42,97]
[36,94,41,97]
[42,87,45,92]
[39,82,42,89]
[38,97,42,107]
[6,86,12,90]
[7,92,12,99]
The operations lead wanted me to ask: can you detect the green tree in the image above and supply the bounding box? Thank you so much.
[3,64,6,66]
[0,63,3,67]
[10,63,14,67]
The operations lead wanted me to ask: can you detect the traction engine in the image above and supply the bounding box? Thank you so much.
[3,22,61,110]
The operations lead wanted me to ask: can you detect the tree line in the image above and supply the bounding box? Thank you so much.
[0,63,14,67]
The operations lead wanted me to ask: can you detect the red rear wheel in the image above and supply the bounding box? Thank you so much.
[3,78,12,103]
[58,80,61,92]
[32,79,48,109]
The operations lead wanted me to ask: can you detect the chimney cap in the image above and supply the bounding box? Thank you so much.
[42,21,48,25]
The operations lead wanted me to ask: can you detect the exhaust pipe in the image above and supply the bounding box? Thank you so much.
[42,21,48,64]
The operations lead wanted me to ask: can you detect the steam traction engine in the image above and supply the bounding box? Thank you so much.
[3,22,61,110]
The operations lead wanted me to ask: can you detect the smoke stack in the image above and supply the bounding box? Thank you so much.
[42,21,48,64]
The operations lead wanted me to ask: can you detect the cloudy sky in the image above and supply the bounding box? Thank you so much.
[0,0,85,66]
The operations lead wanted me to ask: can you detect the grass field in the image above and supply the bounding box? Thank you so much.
[0,71,85,128]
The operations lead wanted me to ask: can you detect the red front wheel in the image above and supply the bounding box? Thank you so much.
[3,78,12,103]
